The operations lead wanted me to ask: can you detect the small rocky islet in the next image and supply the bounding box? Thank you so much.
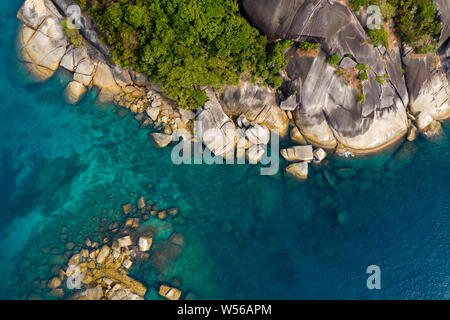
[13,0,450,300]
[24,195,185,300]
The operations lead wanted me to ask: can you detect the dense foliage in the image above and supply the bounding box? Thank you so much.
[298,41,321,51]
[367,25,389,49]
[358,71,369,80]
[356,63,368,71]
[375,73,390,84]
[328,54,342,65]
[349,0,369,12]
[61,18,85,47]
[392,0,441,53]
[349,0,442,54]
[356,94,366,103]
[75,0,290,109]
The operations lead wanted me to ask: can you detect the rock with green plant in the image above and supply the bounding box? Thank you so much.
[242,0,413,154]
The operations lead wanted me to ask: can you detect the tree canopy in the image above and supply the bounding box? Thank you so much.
[349,0,442,54]
[393,0,442,53]
[76,0,289,109]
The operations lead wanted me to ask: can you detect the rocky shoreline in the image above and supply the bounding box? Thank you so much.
[29,195,186,300]
[16,0,449,182]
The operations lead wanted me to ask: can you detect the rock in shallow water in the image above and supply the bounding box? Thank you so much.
[281,145,314,162]
[386,142,418,171]
[423,120,443,138]
[150,133,173,148]
[406,126,417,142]
[48,277,61,289]
[146,106,160,121]
[246,144,265,164]
[65,81,86,104]
[159,284,181,300]
[117,236,132,248]
[138,236,153,252]
[313,148,327,162]
[84,285,103,300]
[286,162,309,180]
[136,196,146,209]
[415,112,434,131]
[96,245,110,264]
[334,168,357,179]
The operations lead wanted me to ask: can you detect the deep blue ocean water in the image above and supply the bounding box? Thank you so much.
[0,0,449,299]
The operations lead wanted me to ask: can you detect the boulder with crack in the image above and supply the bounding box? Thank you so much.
[17,0,67,81]
[401,0,449,121]
[197,90,237,157]
[242,0,410,154]
[403,47,450,121]
[221,82,289,136]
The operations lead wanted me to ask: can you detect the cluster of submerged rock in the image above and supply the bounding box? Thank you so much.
[32,195,184,300]
[16,0,449,180]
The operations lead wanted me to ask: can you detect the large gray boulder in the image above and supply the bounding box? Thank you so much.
[65,80,86,104]
[281,145,314,162]
[17,0,68,81]
[403,49,450,121]
[401,0,450,121]
[220,82,289,136]
[150,133,173,148]
[286,162,309,180]
[242,0,410,154]
[289,46,408,153]
[197,90,237,157]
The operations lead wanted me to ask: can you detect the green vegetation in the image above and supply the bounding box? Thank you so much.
[376,76,385,84]
[349,0,442,54]
[349,0,368,12]
[334,69,345,78]
[298,41,321,51]
[61,18,85,47]
[367,25,389,49]
[415,44,438,54]
[358,71,369,80]
[375,73,389,84]
[328,54,342,65]
[356,63,368,71]
[356,94,366,103]
[370,0,396,21]
[75,0,289,110]
[279,40,294,50]
[393,0,442,54]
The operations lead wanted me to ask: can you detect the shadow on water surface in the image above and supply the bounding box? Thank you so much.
[1,152,87,227]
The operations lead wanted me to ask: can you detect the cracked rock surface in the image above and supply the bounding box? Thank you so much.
[242,0,448,153]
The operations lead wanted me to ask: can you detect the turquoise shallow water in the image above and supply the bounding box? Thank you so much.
[0,0,449,299]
